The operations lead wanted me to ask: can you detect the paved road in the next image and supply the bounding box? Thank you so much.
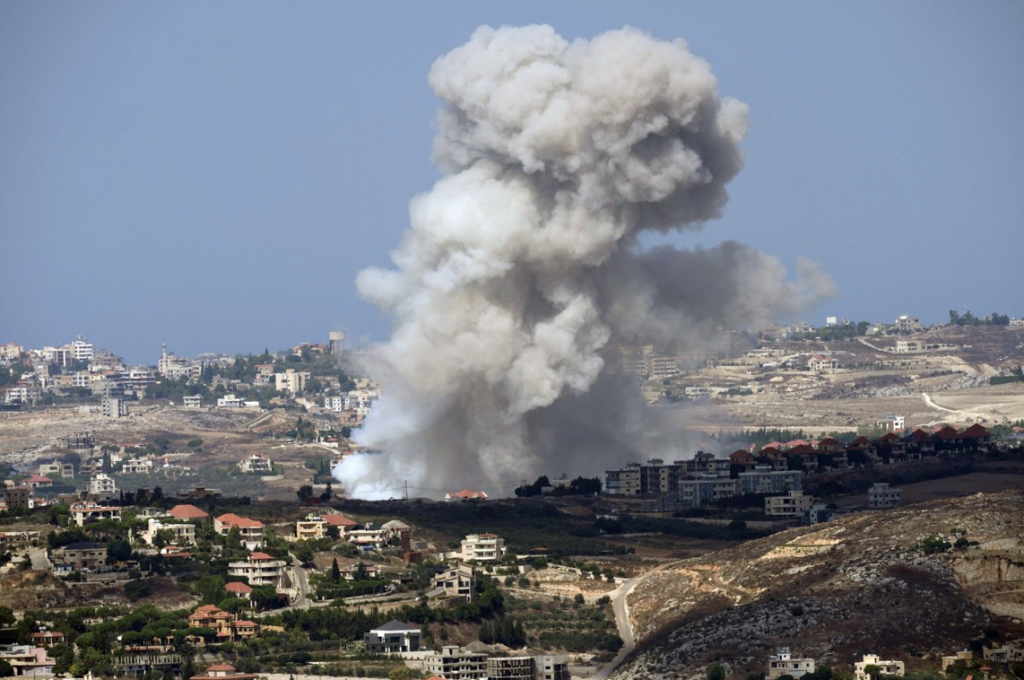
[289,554,311,609]
[28,548,49,572]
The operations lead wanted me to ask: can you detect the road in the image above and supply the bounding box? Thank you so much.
[289,554,311,609]
[28,548,50,572]
[593,577,641,680]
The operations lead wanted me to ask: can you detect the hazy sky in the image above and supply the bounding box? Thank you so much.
[2,2,1022,365]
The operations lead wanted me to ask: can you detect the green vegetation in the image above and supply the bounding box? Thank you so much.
[515,475,602,497]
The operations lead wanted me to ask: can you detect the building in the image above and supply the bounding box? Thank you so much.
[767,649,815,679]
[29,631,65,648]
[329,331,346,358]
[70,502,122,526]
[854,655,904,680]
[894,340,922,354]
[183,395,203,408]
[274,369,309,394]
[941,650,974,670]
[432,564,476,600]
[868,483,902,509]
[187,606,261,644]
[0,644,56,677]
[877,414,905,431]
[363,620,422,653]
[535,655,570,680]
[22,475,52,490]
[89,473,118,498]
[214,514,265,550]
[102,396,128,418]
[605,463,642,496]
[1,343,23,360]
[168,504,209,521]
[645,354,679,379]
[488,656,535,680]
[39,461,75,479]
[424,645,487,679]
[983,641,1024,663]
[679,476,738,508]
[739,466,802,495]
[460,533,506,562]
[808,355,838,372]
[141,517,196,546]
[805,503,837,525]
[188,663,261,680]
[52,541,107,572]
[225,582,253,600]
[227,552,287,588]
[894,314,922,332]
[237,453,273,474]
[765,490,815,518]
[0,487,30,511]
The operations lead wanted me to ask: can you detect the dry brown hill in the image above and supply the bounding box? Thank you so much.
[617,489,1024,680]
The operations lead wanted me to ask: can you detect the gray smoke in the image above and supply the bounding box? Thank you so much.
[338,25,835,499]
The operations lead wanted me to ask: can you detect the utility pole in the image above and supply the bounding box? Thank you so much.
[404,480,408,501]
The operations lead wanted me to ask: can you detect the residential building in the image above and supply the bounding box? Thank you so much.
[187,663,260,680]
[460,533,506,562]
[183,395,203,408]
[1,343,23,360]
[168,504,209,521]
[0,644,56,677]
[488,656,534,680]
[679,476,738,508]
[122,458,153,474]
[227,552,287,588]
[38,462,75,479]
[423,645,487,679]
[983,640,1024,663]
[767,649,815,679]
[536,655,570,680]
[187,605,260,644]
[51,541,107,572]
[225,582,253,600]
[22,475,52,490]
[102,396,128,418]
[89,473,118,498]
[805,503,837,525]
[894,314,923,332]
[70,502,122,526]
[432,564,476,600]
[645,354,679,379]
[274,369,309,394]
[29,631,65,648]
[854,655,904,680]
[868,483,902,509]
[0,487,30,511]
[941,650,974,670]
[739,466,802,495]
[214,514,265,550]
[363,620,422,653]
[681,452,731,479]
[765,490,815,518]
[808,355,838,372]
[217,394,257,408]
[141,518,196,546]
[295,514,330,541]
[605,463,642,496]
[237,453,273,474]
[347,527,389,551]
[877,414,906,431]
[894,340,922,353]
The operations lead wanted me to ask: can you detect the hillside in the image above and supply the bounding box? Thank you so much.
[616,489,1024,680]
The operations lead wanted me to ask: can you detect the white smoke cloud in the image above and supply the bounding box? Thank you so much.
[337,25,835,498]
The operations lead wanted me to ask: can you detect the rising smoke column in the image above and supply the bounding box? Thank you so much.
[340,25,835,498]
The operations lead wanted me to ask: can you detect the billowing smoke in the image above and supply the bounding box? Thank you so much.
[338,25,835,499]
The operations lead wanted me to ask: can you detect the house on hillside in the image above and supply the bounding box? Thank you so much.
[767,649,815,679]
[214,514,265,550]
[364,620,422,653]
[854,655,904,680]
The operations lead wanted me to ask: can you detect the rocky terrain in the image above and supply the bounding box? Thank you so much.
[616,489,1024,680]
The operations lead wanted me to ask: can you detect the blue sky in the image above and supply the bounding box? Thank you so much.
[2,1,1022,365]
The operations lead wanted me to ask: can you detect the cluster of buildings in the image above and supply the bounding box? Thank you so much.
[766,649,905,680]
[617,344,681,381]
[362,621,569,680]
[322,377,381,425]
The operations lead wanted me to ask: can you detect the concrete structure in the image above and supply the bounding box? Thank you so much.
[432,564,476,600]
[894,314,923,332]
[274,369,309,394]
[51,541,107,572]
[141,517,196,546]
[488,656,534,680]
[877,414,906,431]
[183,395,203,408]
[39,461,75,479]
[941,650,974,670]
[868,483,902,509]
[0,487,30,511]
[168,504,209,521]
[765,490,815,518]
[894,340,922,353]
[329,331,346,358]
[237,453,273,474]
[604,463,642,496]
[854,655,904,680]
[187,605,260,644]
[101,396,128,418]
[535,655,570,680]
[739,466,802,495]
[188,663,260,680]
[805,503,837,525]
[460,533,506,562]
[445,489,489,501]
[0,644,56,677]
[424,645,487,679]
[808,355,838,372]
[363,620,422,653]
[70,502,121,526]
[89,473,118,498]
[227,552,286,588]
[679,476,738,508]
[983,641,1024,663]
[767,648,815,679]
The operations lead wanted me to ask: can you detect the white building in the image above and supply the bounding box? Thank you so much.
[808,355,838,372]
[141,517,196,546]
[89,473,117,498]
[183,395,203,408]
[854,655,904,680]
[894,340,922,353]
[238,453,273,474]
[364,621,422,654]
[227,552,287,588]
[1,343,23,360]
[877,414,905,431]
[894,315,922,332]
[459,533,506,562]
[868,483,902,509]
[767,649,815,679]
[70,336,94,362]
[217,394,258,409]
[274,369,309,394]
[765,490,815,518]
[102,396,128,418]
[121,458,153,475]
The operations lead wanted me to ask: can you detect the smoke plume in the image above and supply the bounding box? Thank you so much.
[339,25,835,499]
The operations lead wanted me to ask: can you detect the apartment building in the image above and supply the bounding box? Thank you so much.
[70,502,122,526]
[51,541,107,572]
[854,655,904,680]
[738,466,802,495]
[765,490,815,518]
[39,461,75,479]
[488,656,534,680]
[88,473,118,498]
[183,395,203,408]
[227,552,287,588]
[868,483,902,509]
[604,463,641,496]
[237,453,273,474]
[274,369,309,394]
[808,355,838,372]
[140,517,196,546]
[364,620,422,653]
[460,533,506,562]
[432,564,476,601]
[679,476,738,508]
[536,655,570,680]
[214,514,265,550]
[894,314,923,332]
[767,649,815,679]
[0,487,30,511]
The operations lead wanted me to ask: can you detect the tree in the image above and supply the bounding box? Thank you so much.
[863,665,881,680]
[353,562,369,581]
[187,437,204,450]
[297,485,314,503]
[295,542,315,566]
[320,481,333,503]
[707,664,726,680]
[330,558,341,583]
[0,660,14,677]
[124,579,151,602]
[107,538,132,562]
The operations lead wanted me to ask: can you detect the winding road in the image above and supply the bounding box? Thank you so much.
[593,576,641,680]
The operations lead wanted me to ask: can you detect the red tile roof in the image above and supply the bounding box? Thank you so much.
[963,424,990,437]
[216,513,264,529]
[169,504,209,520]
[321,514,358,527]
[788,444,817,455]
[225,582,253,593]
[248,552,274,561]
